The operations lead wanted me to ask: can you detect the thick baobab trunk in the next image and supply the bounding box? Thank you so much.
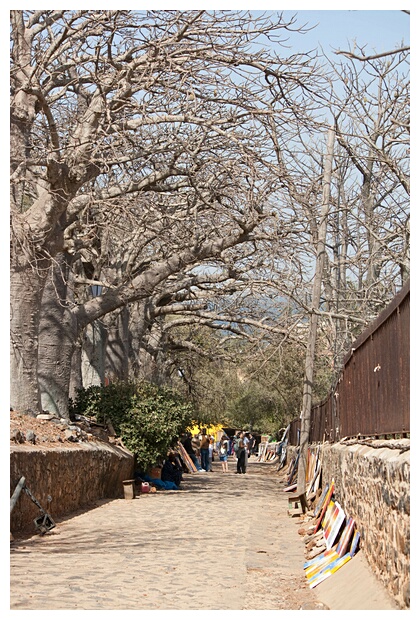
[126,300,150,379]
[81,321,107,387]
[297,127,335,506]
[104,307,129,381]
[37,253,78,419]
[69,339,83,402]
[10,266,45,413]
[137,321,163,383]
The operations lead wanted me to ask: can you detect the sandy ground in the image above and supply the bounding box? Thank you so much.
[9,456,399,613]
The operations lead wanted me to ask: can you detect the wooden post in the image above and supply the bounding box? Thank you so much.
[297,126,335,510]
[10,476,26,513]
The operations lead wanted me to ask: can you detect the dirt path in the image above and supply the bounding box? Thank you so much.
[9,457,397,610]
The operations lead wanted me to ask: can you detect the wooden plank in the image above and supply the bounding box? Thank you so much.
[313,483,329,518]
[350,530,360,556]
[288,507,302,517]
[325,502,345,550]
[10,476,26,514]
[313,480,335,533]
[336,517,355,557]
[308,552,352,588]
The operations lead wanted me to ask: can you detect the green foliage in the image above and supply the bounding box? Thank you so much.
[69,380,195,472]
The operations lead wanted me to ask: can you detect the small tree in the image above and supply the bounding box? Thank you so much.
[70,380,195,472]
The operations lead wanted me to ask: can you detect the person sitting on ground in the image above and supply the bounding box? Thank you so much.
[161,452,183,487]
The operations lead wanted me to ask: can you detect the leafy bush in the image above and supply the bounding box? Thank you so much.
[70,380,195,471]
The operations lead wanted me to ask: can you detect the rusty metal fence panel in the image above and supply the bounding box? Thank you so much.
[289,418,300,446]
[289,280,410,445]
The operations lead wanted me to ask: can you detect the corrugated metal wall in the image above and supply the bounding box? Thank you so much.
[289,280,410,444]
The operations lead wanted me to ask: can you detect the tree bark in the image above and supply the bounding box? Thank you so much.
[81,322,107,387]
[104,307,130,381]
[37,253,78,419]
[137,321,164,383]
[297,126,335,503]
[10,266,45,413]
[69,339,83,402]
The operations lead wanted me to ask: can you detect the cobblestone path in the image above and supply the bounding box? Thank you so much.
[10,458,322,610]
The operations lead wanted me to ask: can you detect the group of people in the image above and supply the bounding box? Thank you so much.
[146,428,262,489]
[181,430,217,472]
[179,428,257,475]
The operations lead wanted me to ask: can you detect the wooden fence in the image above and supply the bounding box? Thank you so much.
[289,279,410,445]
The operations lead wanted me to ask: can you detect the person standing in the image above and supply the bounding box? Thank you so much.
[192,433,201,458]
[233,431,241,461]
[243,433,250,471]
[208,435,215,471]
[200,430,210,472]
[236,432,247,474]
[219,434,229,473]
[182,432,204,472]
[243,432,250,456]
[248,433,255,456]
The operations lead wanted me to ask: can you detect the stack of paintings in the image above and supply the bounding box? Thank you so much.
[303,480,361,588]
[283,445,320,493]
[176,441,198,473]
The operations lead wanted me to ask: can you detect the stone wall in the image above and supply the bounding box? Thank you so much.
[318,440,410,609]
[10,442,134,536]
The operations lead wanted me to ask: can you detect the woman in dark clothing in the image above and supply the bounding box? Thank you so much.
[236,433,247,474]
[182,432,204,471]
[161,453,183,487]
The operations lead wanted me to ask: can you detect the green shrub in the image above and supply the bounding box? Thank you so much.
[69,380,195,471]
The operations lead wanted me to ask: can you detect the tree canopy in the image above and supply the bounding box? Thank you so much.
[10,10,409,435]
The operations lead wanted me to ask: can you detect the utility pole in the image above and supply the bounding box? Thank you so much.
[297,126,335,510]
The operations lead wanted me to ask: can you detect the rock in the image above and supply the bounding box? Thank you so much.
[75,414,89,422]
[64,429,78,442]
[37,413,55,420]
[306,539,317,551]
[306,544,326,560]
[303,530,323,544]
[299,602,330,610]
[10,429,25,443]
[25,430,37,444]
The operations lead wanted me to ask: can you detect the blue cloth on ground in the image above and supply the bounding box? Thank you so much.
[143,474,179,490]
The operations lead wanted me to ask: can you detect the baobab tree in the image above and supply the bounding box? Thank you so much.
[10,9,323,414]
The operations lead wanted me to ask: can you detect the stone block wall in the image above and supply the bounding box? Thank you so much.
[319,440,410,609]
[10,442,134,536]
